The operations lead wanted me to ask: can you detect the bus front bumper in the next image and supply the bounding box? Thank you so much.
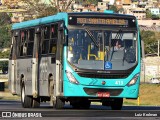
[63,81,139,99]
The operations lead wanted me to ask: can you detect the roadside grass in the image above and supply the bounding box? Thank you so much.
[0,92,20,101]
[0,82,20,101]
[1,83,160,106]
[92,84,160,106]
[124,84,160,106]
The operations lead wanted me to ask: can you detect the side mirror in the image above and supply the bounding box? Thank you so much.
[35,27,41,34]
[58,21,64,31]
[58,21,66,44]
[13,30,19,37]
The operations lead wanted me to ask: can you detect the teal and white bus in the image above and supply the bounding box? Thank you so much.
[9,12,142,110]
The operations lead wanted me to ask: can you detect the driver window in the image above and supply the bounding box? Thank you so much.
[124,40,133,48]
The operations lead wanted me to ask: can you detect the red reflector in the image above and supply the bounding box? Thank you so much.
[97,92,110,97]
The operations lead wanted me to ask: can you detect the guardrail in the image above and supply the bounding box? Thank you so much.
[0,58,9,61]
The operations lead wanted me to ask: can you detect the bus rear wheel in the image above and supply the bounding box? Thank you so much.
[111,98,123,110]
[32,97,40,108]
[21,84,32,108]
[55,97,64,109]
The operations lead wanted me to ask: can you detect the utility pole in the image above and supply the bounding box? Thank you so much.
[158,40,159,57]
[158,40,160,76]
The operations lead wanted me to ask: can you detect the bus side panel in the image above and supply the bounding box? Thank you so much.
[39,56,56,97]
[8,60,11,92]
[17,58,32,95]
[8,60,16,94]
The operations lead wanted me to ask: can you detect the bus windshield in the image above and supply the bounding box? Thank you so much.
[67,27,138,70]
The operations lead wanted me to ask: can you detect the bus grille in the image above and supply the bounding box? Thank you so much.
[77,73,128,79]
[83,88,123,96]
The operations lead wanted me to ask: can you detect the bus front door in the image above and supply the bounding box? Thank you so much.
[9,32,18,95]
[32,29,40,98]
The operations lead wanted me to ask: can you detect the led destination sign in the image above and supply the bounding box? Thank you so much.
[68,14,137,28]
[77,18,128,26]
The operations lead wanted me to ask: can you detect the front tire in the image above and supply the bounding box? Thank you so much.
[111,98,123,110]
[21,84,32,108]
[32,97,40,108]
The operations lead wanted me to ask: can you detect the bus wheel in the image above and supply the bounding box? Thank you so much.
[55,97,64,109]
[21,84,32,108]
[111,98,123,110]
[32,97,40,108]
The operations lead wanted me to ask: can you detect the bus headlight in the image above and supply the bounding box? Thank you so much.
[66,70,79,84]
[127,73,140,86]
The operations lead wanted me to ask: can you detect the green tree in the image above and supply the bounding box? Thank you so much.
[0,50,10,58]
[0,13,11,25]
[20,0,58,19]
[20,0,75,19]
[141,30,157,54]
[146,9,152,19]
[0,25,11,48]
[0,13,11,49]
[49,0,74,12]
[0,61,8,73]
[109,5,118,13]
[151,14,160,20]
[80,0,99,5]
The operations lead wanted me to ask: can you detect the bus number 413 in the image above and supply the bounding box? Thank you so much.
[115,81,124,85]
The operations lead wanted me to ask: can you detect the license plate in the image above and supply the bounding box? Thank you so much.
[97,92,110,97]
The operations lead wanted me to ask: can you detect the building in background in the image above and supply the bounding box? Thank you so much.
[0,0,159,24]
[150,8,160,16]
[97,2,109,11]
[130,8,146,20]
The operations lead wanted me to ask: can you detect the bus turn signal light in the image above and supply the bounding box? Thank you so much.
[127,73,140,86]
[66,70,79,85]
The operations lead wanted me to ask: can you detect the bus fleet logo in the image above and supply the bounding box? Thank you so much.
[2,112,11,118]
[1,112,42,118]
[104,61,112,69]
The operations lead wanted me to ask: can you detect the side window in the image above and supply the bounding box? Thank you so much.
[10,35,17,60]
[49,39,56,54]
[42,24,58,54]
[49,24,58,54]
[42,40,49,54]
[19,30,27,56]
[42,26,50,54]
[51,24,58,38]
[27,29,35,56]
[44,26,50,39]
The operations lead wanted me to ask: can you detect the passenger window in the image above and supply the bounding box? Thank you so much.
[27,42,34,55]
[51,24,58,38]
[42,40,49,54]
[49,23,58,54]
[19,30,28,56]
[27,29,35,56]
[28,29,35,41]
[44,26,50,39]
[49,39,57,54]
[41,24,58,55]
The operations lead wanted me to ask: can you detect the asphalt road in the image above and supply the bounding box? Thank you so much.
[0,100,160,119]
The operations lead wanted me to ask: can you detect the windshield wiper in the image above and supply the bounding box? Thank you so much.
[85,28,99,47]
